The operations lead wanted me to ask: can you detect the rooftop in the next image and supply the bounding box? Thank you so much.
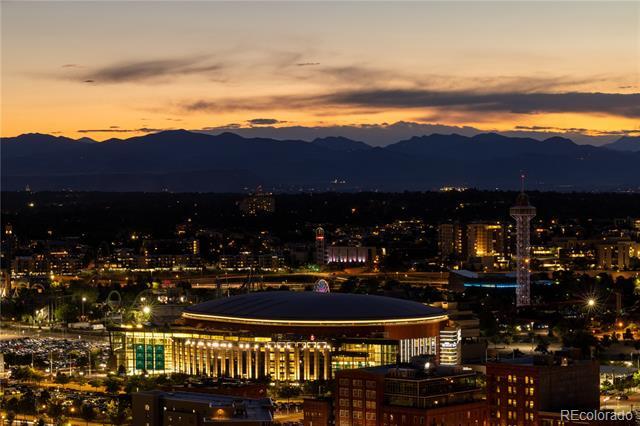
[183,291,446,323]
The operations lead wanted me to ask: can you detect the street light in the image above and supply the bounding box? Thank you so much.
[142,306,151,315]
[81,297,87,319]
[587,298,596,308]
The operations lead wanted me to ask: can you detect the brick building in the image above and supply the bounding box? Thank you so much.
[334,360,486,426]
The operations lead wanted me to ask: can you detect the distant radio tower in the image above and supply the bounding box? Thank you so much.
[510,175,536,307]
[315,227,326,266]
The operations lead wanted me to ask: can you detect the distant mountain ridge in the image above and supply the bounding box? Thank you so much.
[603,136,640,152]
[2,130,639,191]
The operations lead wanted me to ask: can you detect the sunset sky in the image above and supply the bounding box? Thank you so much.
[1,1,639,142]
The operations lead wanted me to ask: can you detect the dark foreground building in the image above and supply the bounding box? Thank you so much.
[334,359,487,426]
[486,353,630,426]
[132,390,274,426]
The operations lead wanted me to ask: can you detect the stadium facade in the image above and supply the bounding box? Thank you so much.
[111,292,449,381]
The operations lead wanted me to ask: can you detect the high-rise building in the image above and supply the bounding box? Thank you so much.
[510,190,536,307]
[467,223,505,259]
[437,223,465,260]
[597,240,640,270]
[239,187,275,215]
[315,227,326,265]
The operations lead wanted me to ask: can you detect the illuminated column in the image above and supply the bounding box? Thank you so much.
[220,349,227,376]
[205,345,211,376]
[285,346,291,381]
[313,347,320,380]
[294,346,300,381]
[323,348,330,380]
[238,348,247,379]
[253,345,261,379]
[180,341,185,373]
[185,342,193,374]
[212,349,219,377]
[264,346,270,378]
[274,346,281,381]
[195,345,201,375]
[232,347,238,378]
[303,346,310,380]
[175,341,181,373]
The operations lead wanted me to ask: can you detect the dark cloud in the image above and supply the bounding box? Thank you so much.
[247,118,286,126]
[296,62,320,67]
[83,80,95,83]
[202,123,243,130]
[81,57,222,83]
[62,64,83,68]
[183,88,640,119]
[515,125,590,132]
[318,89,640,118]
[77,127,169,133]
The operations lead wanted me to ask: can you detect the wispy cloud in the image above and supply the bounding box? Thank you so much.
[247,118,286,126]
[77,127,170,133]
[78,57,222,83]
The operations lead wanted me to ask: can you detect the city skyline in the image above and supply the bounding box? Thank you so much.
[2,1,639,143]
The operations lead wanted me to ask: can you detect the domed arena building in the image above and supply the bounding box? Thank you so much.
[112,291,449,381]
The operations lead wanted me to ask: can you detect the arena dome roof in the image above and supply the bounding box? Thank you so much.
[182,291,446,324]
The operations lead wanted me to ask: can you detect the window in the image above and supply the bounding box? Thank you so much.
[366,390,376,399]
[340,399,350,407]
[353,400,362,408]
[339,410,349,418]
[339,378,349,386]
[366,412,377,421]
[353,389,363,398]
[339,387,349,397]
[353,410,363,419]
[366,401,376,409]
[353,379,363,387]
[366,380,376,389]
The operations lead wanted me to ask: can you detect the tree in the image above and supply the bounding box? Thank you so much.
[106,400,130,426]
[18,389,36,414]
[103,376,123,394]
[534,336,550,354]
[47,398,65,426]
[37,389,51,409]
[80,403,97,426]
[88,378,103,390]
[117,364,127,376]
[277,385,301,403]
[54,372,70,384]
[6,410,16,426]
